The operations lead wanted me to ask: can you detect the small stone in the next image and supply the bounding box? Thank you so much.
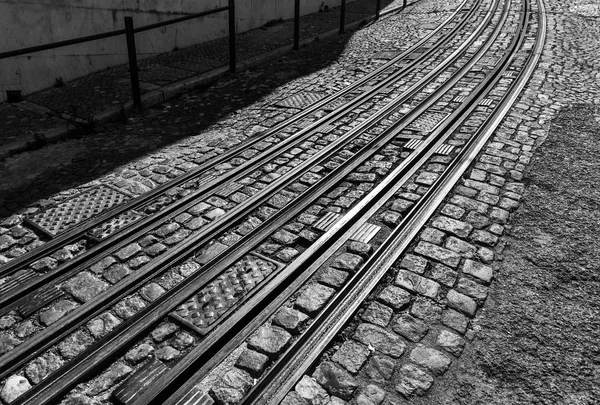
[331,253,364,272]
[295,284,336,315]
[15,320,38,338]
[171,332,195,350]
[444,237,477,258]
[39,300,78,326]
[277,247,300,262]
[313,361,358,400]
[272,229,299,245]
[420,227,445,245]
[380,211,402,226]
[236,349,269,376]
[186,217,207,230]
[0,235,17,251]
[410,297,442,322]
[364,355,395,382]
[456,278,488,300]
[431,216,473,238]
[446,290,477,316]
[140,283,166,302]
[409,345,452,375]
[0,333,20,355]
[377,285,411,309]
[437,329,466,356]
[87,313,121,338]
[210,385,243,405]
[414,242,461,268]
[281,391,310,405]
[62,272,109,303]
[30,257,58,273]
[87,363,132,395]
[90,256,117,274]
[441,309,469,334]
[155,223,180,238]
[0,315,16,330]
[248,325,292,357]
[156,346,181,361]
[361,302,393,327]
[25,352,63,384]
[115,244,142,261]
[394,270,440,299]
[354,323,406,358]
[51,248,73,263]
[273,307,309,333]
[356,384,386,405]
[205,208,226,220]
[178,261,201,277]
[222,368,253,393]
[400,254,428,274]
[1,375,31,403]
[331,340,369,374]
[391,313,429,342]
[58,330,94,359]
[316,267,350,289]
[188,202,210,215]
[113,296,147,319]
[462,259,493,283]
[348,241,372,257]
[104,264,132,283]
[429,263,457,287]
[395,364,433,397]
[125,343,155,364]
[152,323,178,342]
[295,375,330,403]
[195,242,228,265]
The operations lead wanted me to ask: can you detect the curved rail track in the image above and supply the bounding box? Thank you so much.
[0,0,547,403]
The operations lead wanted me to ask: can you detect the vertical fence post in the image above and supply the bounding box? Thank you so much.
[294,0,300,50]
[228,0,236,73]
[339,0,347,34]
[124,17,141,108]
[376,0,382,19]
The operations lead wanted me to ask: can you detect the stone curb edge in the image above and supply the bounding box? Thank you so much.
[0,5,404,161]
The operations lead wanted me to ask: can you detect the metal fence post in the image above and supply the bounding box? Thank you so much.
[376,0,382,19]
[124,17,142,108]
[294,0,300,50]
[229,0,236,72]
[339,0,347,34]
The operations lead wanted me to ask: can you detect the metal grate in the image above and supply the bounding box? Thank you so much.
[406,111,449,133]
[26,185,130,237]
[453,95,467,102]
[175,387,214,405]
[349,223,381,244]
[215,182,243,198]
[275,92,325,109]
[88,211,145,241]
[114,358,168,405]
[313,212,341,232]
[404,139,455,155]
[0,269,37,296]
[479,98,494,106]
[16,285,65,317]
[170,254,283,335]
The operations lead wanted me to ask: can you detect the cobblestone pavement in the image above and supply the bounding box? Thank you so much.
[0,0,395,153]
[1,0,599,403]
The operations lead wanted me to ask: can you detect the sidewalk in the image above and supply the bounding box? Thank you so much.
[0,0,402,159]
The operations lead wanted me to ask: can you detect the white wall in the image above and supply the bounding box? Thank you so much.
[0,0,351,102]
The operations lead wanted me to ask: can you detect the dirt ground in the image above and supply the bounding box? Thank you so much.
[420,104,600,405]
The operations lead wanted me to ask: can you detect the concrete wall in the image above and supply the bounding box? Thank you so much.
[0,0,349,102]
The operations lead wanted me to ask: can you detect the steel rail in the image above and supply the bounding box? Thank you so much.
[242,2,542,403]
[0,0,489,385]
[0,0,472,283]
[157,0,527,402]
[0,0,483,315]
[9,2,500,403]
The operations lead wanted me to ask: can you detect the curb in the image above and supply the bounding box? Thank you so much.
[0,5,405,161]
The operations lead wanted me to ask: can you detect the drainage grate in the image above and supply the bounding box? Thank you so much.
[0,269,37,296]
[350,223,381,244]
[170,253,283,335]
[175,387,213,405]
[313,212,341,232]
[453,95,467,102]
[114,358,168,405]
[404,139,455,155]
[406,111,449,133]
[88,210,145,242]
[479,98,494,106]
[16,285,65,317]
[215,182,244,198]
[26,185,130,237]
[275,92,325,109]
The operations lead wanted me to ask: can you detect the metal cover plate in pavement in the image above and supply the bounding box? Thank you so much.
[406,111,450,133]
[350,223,381,244]
[371,51,400,60]
[175,386,214,405]
[88,210,145,242]
[25,185,130,237]
[114,358,168,405]
[313,212,341,232]
[170,253,284,335]
[274,92,325,109]
[0,269,37,296]
[404,139,455,155]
